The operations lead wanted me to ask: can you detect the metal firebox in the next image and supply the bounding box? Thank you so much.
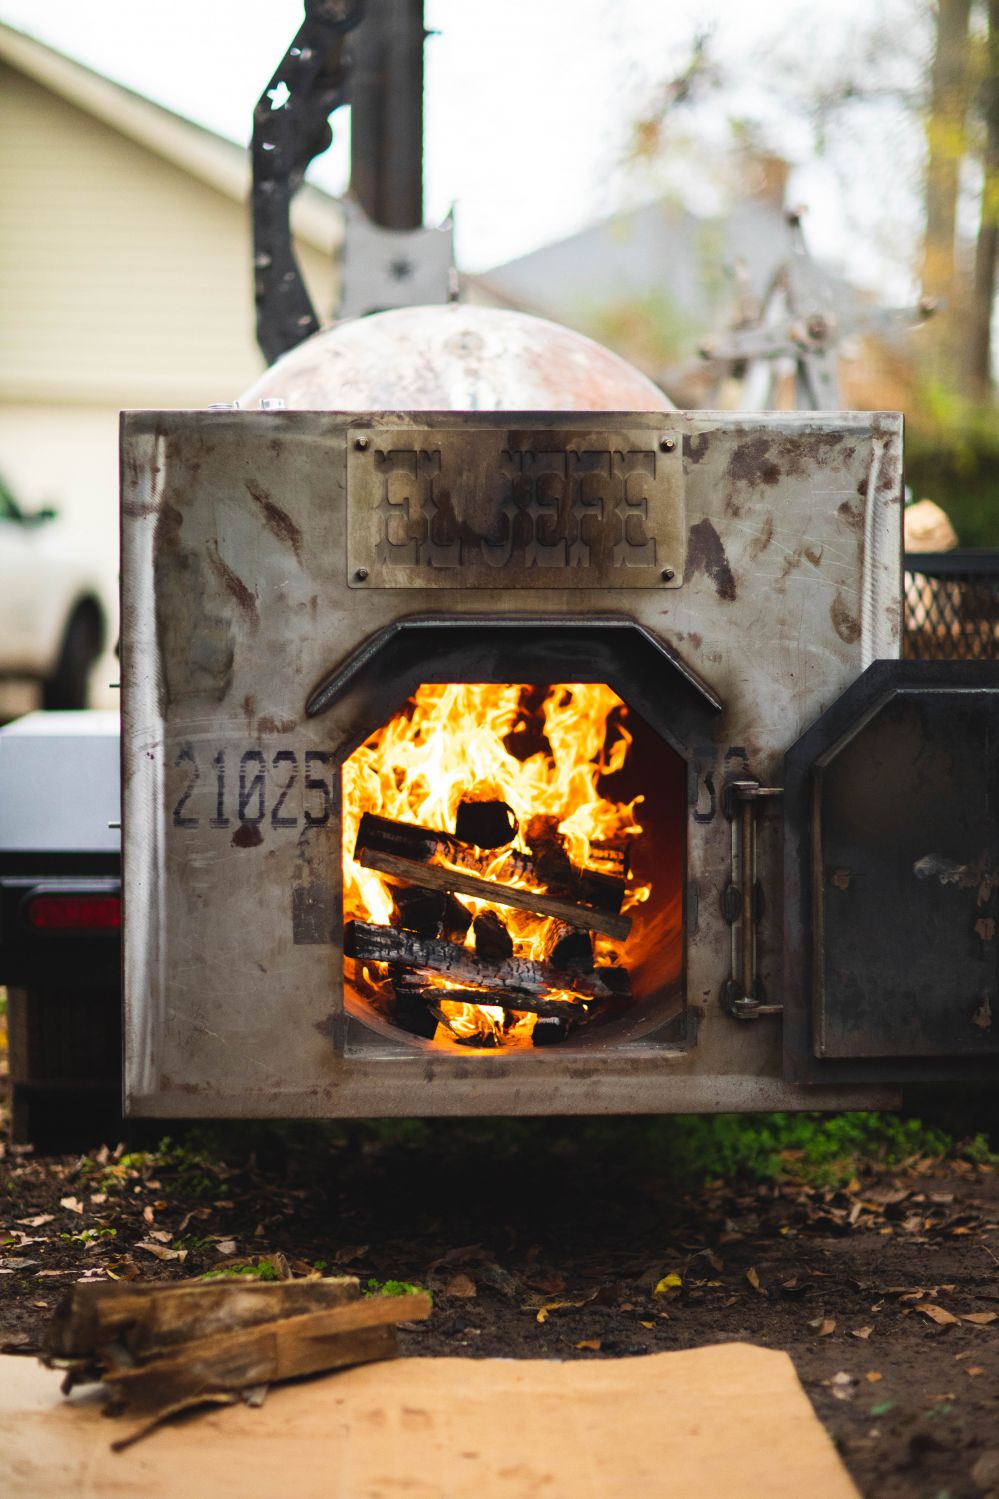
[120,388,999,1119]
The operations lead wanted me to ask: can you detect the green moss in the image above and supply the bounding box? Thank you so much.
[200,1259,283,1281]
[364,1278,430,1301]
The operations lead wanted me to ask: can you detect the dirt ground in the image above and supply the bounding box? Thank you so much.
[1,1119,997,1499]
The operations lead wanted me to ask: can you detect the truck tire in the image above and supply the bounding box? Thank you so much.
[7,986,123,1151]
[43,602,104,711]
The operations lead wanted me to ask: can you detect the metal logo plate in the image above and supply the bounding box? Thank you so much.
[347,424,684,588]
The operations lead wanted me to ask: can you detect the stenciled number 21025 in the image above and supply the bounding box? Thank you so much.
[171,746,333,830]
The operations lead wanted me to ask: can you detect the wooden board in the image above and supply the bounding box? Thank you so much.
[0,1344,859,1498]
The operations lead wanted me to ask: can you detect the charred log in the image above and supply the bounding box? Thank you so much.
[357,847,631,940]
[422,986,586,1017]
[531,1015,572,1046]
[542,920,594,972]
[454,798,518,849]
[388,969,439,1039]
[344,920,630,1003]
[391,884,472,941]
[473,910,514,961]
[354,812,625,914]
[524,814,572,888]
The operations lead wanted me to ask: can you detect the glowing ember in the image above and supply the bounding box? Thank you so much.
[342,683,650,1047]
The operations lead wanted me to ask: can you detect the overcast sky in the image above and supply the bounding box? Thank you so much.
[0,0,924,295]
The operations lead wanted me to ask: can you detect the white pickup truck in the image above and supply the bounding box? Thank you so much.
[0,471,110,709]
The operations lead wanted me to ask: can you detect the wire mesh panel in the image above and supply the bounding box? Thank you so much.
[904,551,999,661]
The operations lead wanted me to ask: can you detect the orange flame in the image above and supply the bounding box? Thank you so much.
[342,683,649,1046]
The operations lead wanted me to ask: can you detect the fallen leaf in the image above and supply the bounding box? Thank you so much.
[640,1320,655,1329]
[135,1241,188,1263]
[332,1244,369,1265]
[535,1290,598,1323]
[89,1193,108,1206]
[966,1366,985,1377]
[914,1303,959,1326]
[142,1206,155,1225]
[105,1261,140,1282]
[527,1273,567,1296]
[15,1215,53,1229]
[214,1239,237,1257]
[960,1311,998,1325]
[478,1262,518,1299]
[59,1197,83,1215]
[444,1273,477,1299]
[652,1273,682,1300]
[865,1371,882,1383]
[575,1339,602,1351]
[851,1326,874,1340]
[146,1229,173,1245]
[745,1267,762,1293]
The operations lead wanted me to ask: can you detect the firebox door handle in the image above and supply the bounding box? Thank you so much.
[721,779,784,1021]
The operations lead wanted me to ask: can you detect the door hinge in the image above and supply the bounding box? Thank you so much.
[722,779,784,1020]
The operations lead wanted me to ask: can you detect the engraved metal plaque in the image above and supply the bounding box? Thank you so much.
[347,424,684,588]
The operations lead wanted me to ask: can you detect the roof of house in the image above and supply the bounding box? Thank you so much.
[0,19,341,253]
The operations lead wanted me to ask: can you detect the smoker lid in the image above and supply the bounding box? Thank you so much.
[239,304,675,413]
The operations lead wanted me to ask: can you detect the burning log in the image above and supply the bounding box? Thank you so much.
[473,910,514,961]
[388,970,440,1039]
[344,920,630,1003]
[454,798,518,849]
[524,814,572,888]
[354,812,626,914]
[532,1015,572,1046]
[542,919,594,972]
[423,987,587,1018]
[391,884,472,941]
[357,847,632,941]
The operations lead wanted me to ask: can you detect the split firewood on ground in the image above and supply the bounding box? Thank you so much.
[42,1276,431,1448]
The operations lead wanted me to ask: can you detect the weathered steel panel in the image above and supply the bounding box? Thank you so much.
[784,661,999,1081]
[121,407,904,1117]
[345,423,684,588]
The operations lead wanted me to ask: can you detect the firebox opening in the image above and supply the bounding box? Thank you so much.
[341,683,685,1052]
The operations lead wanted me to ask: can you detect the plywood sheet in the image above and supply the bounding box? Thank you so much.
[0,1343,859,1499]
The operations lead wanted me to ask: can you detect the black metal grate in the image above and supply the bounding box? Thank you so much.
[904,550,999,660]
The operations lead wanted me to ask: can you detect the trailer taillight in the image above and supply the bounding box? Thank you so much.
[25,894,121,932]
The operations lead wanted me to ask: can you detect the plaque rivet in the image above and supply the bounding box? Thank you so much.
[354,436,369,451]
[661,567,675,582]
[354,567,369,582]
[660,436,675,451]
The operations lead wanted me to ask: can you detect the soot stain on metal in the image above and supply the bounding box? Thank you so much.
[838,498,865,532]
[683,433,710,464]
[748,514,775,560]
[831,592,862,644]
[804,543,824,567]
[687,518,736,602]
[258,715,298,735]
[245,480,304,560]
[727,436,780,488]
[206,540,259,625]
[232,823,263,849]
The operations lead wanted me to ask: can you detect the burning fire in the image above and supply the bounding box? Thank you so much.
[342,683,650,1046]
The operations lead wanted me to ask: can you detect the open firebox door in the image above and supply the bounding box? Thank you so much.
[781,659,999,1085]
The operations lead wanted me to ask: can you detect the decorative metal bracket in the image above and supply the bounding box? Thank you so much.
[721,779,784,1020]
[251,0,365,365]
